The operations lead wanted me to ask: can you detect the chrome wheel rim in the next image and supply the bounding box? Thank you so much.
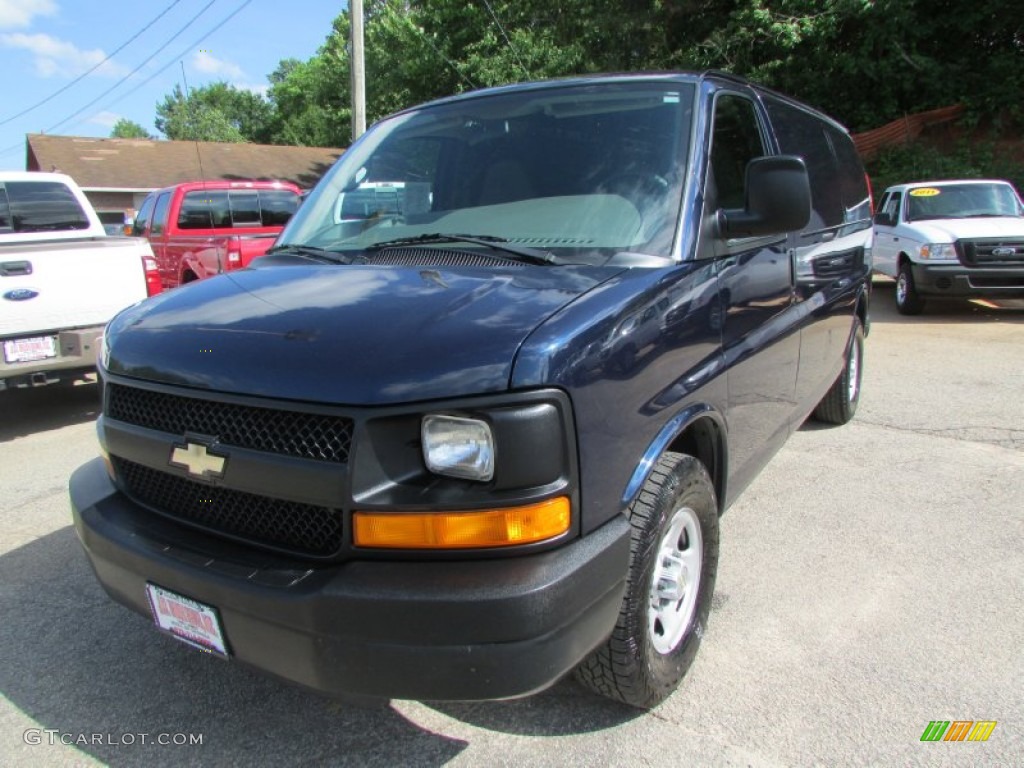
[896,273,908,305]
[648,505,703,655]
[847,336,861,402]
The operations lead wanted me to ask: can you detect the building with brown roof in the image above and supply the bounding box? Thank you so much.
[25,134,344,227]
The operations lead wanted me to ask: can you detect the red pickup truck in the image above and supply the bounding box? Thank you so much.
[131,180,301,291]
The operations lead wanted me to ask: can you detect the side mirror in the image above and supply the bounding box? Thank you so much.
[873,211,895,227]
[717,155,811,238]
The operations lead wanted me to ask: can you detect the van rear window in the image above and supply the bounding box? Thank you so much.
[177,188,300,229]
[0,181,90,233]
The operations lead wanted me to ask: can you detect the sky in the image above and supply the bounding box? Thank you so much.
[0,0,346,170]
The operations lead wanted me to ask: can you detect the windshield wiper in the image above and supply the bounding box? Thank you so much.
[263,243,361,265]
[366,233,556,265]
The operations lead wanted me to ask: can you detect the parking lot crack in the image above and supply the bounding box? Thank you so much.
[857,419,1024,450]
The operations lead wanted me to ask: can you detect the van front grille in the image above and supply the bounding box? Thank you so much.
[107,383,353,463]
[113,457,344,558]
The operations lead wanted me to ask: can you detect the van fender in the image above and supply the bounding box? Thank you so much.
[620,403,728,511]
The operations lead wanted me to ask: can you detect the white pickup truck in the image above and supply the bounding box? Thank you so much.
[1,172,160,390]
[872,179,1024,314]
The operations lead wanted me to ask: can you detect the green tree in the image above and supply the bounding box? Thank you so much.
[246,0,1024,146]
[156,83,273,143]
[110,118,152,139]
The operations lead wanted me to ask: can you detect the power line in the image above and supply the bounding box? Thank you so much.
[479,0,530,80]
[0,0,252,160]
[77,1,254,134]
[43,0,221,135]
[384,5,476,91]
[0,0,184,128]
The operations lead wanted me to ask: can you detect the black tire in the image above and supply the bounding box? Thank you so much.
[575,452,719,709]
[813,318,865,425]
[895,261,924,315]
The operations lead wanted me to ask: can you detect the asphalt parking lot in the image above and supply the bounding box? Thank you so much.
[1,277,1021,767]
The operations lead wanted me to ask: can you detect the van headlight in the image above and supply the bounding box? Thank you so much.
[919,243,957,261]
[422,415,495,482]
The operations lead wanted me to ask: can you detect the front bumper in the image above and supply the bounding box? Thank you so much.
[912,263,1024,298]
[71,457,630,701]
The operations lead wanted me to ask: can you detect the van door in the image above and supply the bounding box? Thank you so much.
[762,96,872,414]
[707,92,800,498]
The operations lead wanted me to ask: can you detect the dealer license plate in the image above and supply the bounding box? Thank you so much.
[145,583,228,657]
[3,335,57,364]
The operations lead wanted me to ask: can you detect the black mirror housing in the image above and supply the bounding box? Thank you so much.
[718,155,811,238]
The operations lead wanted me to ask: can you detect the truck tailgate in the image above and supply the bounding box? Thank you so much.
[0,237,148,337]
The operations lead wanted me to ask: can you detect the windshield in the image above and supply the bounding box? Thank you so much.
[279,81,696,264]
[905,182,1024,222]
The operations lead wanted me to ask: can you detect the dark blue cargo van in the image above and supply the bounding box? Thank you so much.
[71,72,872,709]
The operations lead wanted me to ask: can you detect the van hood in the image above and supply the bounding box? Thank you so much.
[104,264,621,405]
[909,216,1024,242]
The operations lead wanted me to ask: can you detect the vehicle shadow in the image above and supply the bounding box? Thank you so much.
[1,528,639,765]
[869,276,1024,325]
[0,379,101,443]
[0,528,467,766]
[423,683,642,736]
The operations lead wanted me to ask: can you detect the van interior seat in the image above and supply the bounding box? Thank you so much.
[478,160,535,205]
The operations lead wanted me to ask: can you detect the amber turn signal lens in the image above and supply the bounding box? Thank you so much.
[353,497,570,549]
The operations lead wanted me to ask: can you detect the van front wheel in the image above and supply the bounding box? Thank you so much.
[575,452,719,709]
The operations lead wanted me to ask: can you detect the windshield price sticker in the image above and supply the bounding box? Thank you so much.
[145,583,228,657]
[910,187,942,197]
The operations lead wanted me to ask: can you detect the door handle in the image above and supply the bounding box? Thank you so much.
[0,260,33,276]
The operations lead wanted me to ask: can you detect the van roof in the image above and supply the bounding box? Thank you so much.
[387,70,852,136]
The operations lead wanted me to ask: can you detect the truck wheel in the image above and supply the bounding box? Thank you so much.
[895,261,924,315]
[575,452,719,709]
[813,318,864,425]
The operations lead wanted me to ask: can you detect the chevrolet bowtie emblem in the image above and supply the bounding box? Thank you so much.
[170,441,227,479]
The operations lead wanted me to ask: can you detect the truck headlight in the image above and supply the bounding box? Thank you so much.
[919,243,957,261]
[422,415,495,482]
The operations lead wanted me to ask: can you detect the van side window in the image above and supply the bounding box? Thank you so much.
[763,96,844,229]
[151,192,171,235]
[710,95,765,210]
[825,124,872,227]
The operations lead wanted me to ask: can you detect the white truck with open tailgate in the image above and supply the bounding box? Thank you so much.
[1,172,160,390]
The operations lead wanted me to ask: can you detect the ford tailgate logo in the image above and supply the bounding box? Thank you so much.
[3,288,39,301]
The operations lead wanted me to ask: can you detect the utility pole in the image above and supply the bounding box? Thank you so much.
[350,0,366,141]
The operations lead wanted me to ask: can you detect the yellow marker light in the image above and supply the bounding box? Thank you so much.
[353,497,571,549]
